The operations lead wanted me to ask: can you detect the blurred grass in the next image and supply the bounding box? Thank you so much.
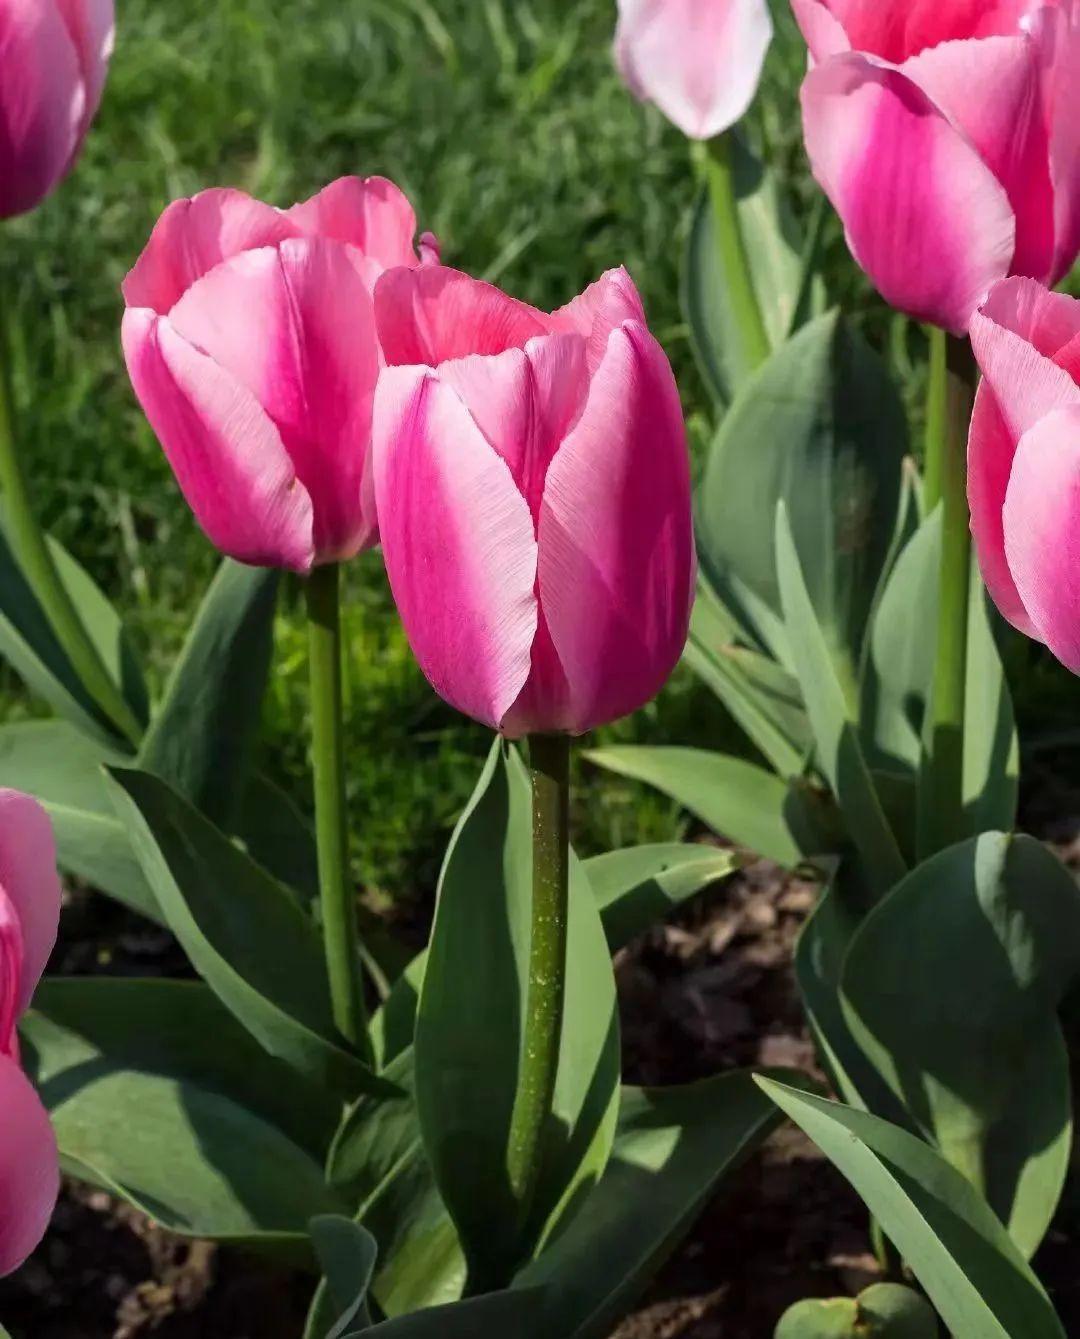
[0,0,963,898]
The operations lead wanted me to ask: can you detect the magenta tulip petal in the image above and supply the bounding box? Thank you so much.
[529,323,694,734]
[1002,406,1080,671]
[122,190,297,314]
[0,1055,58,1276]
[790,0,851,60]
[169,238,381,560]
[1040,1,1080,283]
[0,792,59,1015]
[122,308,316,572]
[614,0,773,140]
[375,266,549,368]
[54,0,114,126]
[801,54,1016,333]
[374,367,539,730]
[978,275,1080,365]
[547,268,647,373]
[818,0,1050,63]
[285,176,423,271]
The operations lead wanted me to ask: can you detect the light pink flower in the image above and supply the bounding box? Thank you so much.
[0,0,114,219]
[373,266,695,737]
[794,0,1080,332]
[613,0,773,139]
[121,177,436,572]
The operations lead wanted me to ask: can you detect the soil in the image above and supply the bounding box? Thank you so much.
[2,815,1079,1338]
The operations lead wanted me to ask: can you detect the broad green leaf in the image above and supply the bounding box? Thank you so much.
[370,954,427,1072]
[840,833,1080,1256]
[698,313,906,682]
[138,560,278,829]
[963,574,1019,835]
[414,741,619,1284]
[309,1216,378,1338]
[515,1071,783,1339]
[776,1283,939,1338]
[350,1291,541,1338]
[585,745,835,868]
[775,504,906,897]
[237,771,319,905]
[584,843,739,950]
[107,767,387,1099]
[757,1081,1066,1339]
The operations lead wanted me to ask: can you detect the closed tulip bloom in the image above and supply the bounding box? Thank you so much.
[793,0,1080,333]
[0,0,114,218]
[614,0,773,139]
[968,276,1080,672]
[0,791,61,1274]
[122,177,436,572]
[373,266,695,737]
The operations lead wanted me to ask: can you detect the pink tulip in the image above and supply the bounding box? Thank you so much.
[613,0,773,139]
[967,276,1080,672]
[0,790,61,1275]
[122,177,436,572]
[0,0,114,219]
[793,0,1080,333]
[372,266,695,737]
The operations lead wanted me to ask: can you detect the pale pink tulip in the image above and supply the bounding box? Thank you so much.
[373,266,695,737]
[0,790,61,1274]
[613,0,773,139]
[968,276,1080,671]
[0,0,114,219]
[794,0,1080,333]
[122,177,436,572]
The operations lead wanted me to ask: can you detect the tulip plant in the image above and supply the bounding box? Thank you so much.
[2,0,1080,1336]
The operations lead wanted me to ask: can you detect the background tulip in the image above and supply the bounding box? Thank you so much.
[373,265,695,738]
[968,276,1080,673]
[0,790,60,1275]
[122,177,433,572]
[794,0,1080,333]
[0,0,114,219]
[613,0,773,140]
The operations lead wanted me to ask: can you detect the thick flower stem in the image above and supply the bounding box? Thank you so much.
[920,332,977,859]
[306,562,369,1055]
[507,733,571,1231]
[0,289,141,745]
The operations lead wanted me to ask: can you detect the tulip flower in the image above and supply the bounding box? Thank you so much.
[793,0,1080,333]
[122,177,436,572]
[968,276,1080,673]
[0,790,61,1274]
[613,0,773,140]
[0,0,114,219]
[373,265,695,738]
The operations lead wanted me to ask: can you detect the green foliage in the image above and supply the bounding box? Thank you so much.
[775,1284,939,1338]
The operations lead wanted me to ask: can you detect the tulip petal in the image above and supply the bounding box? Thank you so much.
[54,0,114,128]
[817,0,1049,63]
[373,366,538,731]
[0,0,82,219]
[375,266,549,368]
[0,792,59,1015]
[1039,0,1080,283]
[614,0,773,140]
[790,0,851,60]
[122,189,297,314]
[285,176,424,271]
[0,1055,58,1276]
[122,308,315,572]
[1002,405,1080,671]
[169,238,381,560]
[801,54,1016,333]
[546,268,647,373]
[529,323,694,735]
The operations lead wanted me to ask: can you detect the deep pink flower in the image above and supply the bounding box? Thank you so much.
[0,791,60,1275]
[121,177,437,572]
[613,0,773,139]
[372,266,695,737]
[0,0,114,219]
[793,0,1080,332]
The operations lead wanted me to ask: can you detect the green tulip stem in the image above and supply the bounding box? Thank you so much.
[507,732,571,1230]
[0,285,141,745]
[306,562,370,1055]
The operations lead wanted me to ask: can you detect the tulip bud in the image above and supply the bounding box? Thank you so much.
[0,0,114,219]
[613,0,773,140]
[372,266,696,737]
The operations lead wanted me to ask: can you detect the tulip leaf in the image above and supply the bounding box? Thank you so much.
[414,740,620,1285]
[584,744,834,868]
[350,1291,542,1338]
[137,560,278,829]
[756,1081,1066,1339]
[840,832,1080,1257]
[962,573,1019,837]
[308,1216,378,1338]
[236,771,320,905]
[515,1070,785,1339]
[106,766,388,1099]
